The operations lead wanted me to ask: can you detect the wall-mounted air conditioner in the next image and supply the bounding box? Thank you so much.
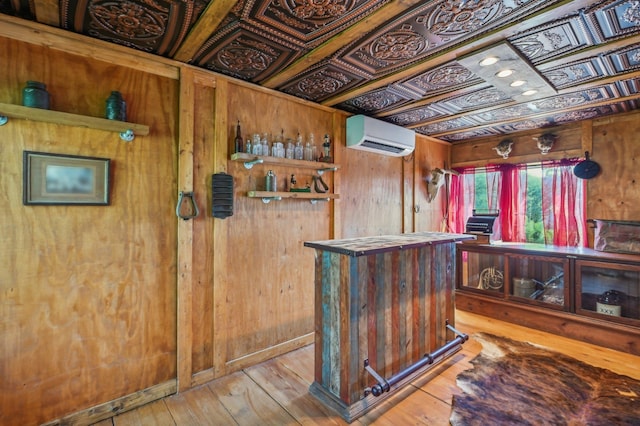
[346,115,415,157]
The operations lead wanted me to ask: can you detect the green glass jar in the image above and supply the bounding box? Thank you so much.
[22,81,50,109]
[105,91,127,121]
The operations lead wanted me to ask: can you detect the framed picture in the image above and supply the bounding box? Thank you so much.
[23,151,111,205]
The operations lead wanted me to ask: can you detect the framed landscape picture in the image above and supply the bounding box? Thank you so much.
[23,151,111,205]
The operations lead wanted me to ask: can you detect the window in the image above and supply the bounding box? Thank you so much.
[447,160,587,247]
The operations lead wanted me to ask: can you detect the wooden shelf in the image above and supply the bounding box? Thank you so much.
[231,152,339,173]
[0,102,149,141]
[247,191,338,203]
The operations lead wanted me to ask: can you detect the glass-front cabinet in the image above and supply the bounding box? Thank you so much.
[508,254,569,310]
[457,245,569,310]
[458,250,505,295]
[576,260,640,326]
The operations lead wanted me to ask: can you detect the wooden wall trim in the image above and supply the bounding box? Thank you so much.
[41,380,177,426]
[0,14,179,79]
[177,66,196,392]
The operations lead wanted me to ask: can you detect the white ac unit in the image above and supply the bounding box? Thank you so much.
[346,115,415,157]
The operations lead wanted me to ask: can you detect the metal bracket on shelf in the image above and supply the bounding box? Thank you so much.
[120,129,135,142]
[244,158,264,169]
[0,115,7,126]
[316,166,338,176]
[310,198,330,204]
[261,196,282,204]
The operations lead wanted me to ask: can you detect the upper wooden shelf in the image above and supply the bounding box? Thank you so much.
[230,152,339,173]
[0,102,150,141]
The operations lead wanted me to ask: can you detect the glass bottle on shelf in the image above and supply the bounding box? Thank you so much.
[252,134,262,155]
[294,133,304,160]
[261,133,270,156]
[234,120,243,153]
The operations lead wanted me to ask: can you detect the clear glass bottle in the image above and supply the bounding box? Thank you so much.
[294,133,304,160]
[261,133,270,157]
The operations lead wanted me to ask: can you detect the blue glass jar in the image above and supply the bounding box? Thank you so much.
[22,81,50,109]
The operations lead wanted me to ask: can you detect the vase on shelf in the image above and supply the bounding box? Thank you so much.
[105,91,127,121]
[22,81,50,109]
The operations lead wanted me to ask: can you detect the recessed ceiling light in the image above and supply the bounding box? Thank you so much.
[510,80,526,87]
[496,69,514,78]
[479,56,499,66]
[522,89,538,96]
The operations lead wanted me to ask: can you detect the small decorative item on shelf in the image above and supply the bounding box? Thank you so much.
[321,134,332,162]
[597,290,624,317]
[233,120,243,153]
[22,81,50,109]
[105,91,127,121]
[265,170,277,192]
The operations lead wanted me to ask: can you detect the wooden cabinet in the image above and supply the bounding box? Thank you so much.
[456,243,640,355]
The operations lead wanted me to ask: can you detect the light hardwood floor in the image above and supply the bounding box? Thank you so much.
[95,311,640,425]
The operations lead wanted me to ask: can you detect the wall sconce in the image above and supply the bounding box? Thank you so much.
[533,133,557,155]
[493,139,514,159]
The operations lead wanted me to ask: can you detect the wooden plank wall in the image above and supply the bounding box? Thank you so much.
[0,33,179,424]
[0,15,452,425]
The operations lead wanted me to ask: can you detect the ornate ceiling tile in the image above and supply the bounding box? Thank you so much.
[436,87,512,113]
[61,0,209,56]
[491,117,554,134]
[433,127,500,142]
[584,0,640,41]
[509,15,592,64]
[617,76,640,95]
[414,116,477,134]
[605,43,640,73]
[398,62,482,98]
[528,86,616,111]
[384,104,449,126]
[473,104,534,123]
[278,63,364,101]
[194,26,299,81]
[550,104,627,124]
[337,87,412,114]
[338,0,560,78]
[542,57,608,89]
[242,0,389,47]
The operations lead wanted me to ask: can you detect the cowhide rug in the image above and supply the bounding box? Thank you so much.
[450,333,640,425]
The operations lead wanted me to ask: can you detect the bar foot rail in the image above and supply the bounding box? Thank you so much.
[363,320,468,397]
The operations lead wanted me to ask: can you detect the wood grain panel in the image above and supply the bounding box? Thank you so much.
[0,36,178,425]
[210,81,337,378]
[451,124,583,168]
[414,135,452,232]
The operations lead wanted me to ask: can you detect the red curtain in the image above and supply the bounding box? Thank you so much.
[447,160,587,247]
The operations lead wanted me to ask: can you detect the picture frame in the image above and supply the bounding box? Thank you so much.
[23,151,111,205]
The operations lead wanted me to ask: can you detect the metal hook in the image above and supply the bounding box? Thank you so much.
[176,191,199,220]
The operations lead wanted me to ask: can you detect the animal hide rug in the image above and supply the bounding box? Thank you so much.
[450,333,640,425]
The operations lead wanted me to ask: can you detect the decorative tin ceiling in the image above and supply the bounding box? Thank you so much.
[3,0,640,142]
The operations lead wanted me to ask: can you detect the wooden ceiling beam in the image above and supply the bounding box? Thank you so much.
[172,0,239,62]
[260,0,425,89]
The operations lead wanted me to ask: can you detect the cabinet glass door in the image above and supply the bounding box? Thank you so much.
[458,249,505,296]
[576,260,640,325]
[508,255,568,309]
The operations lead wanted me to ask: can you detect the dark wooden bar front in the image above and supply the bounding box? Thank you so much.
[304,232,472,422]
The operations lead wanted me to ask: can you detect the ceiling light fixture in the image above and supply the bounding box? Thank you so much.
[510,80,526,87]
[479,56,499,66]
[458,42,557,102]
[496,69,514,78]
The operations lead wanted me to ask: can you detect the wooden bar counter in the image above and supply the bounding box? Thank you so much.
[304,232,473,422]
